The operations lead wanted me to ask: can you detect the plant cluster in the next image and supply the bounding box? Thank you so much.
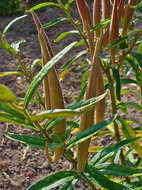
[0,0,142,189]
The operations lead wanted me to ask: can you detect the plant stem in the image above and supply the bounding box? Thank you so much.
[104,68,125,161]
[16,53,45,107]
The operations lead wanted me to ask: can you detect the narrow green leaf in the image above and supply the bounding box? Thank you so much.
[43,17,68,29]
[125,57,141,84]
[131,52,142,68]
[0,85,16,102]
[0,100,26,120]
[30,59,42,72]
[112,68,121,101]
[0,113,36,130]
[90,138,140,166]
[120,78,137,85]
[27,171,79,190]
[61,50,86,70]
[0,72,24,77]
[66,115,117,150]
[91,18,111,32]
[5,133,46,150]
[96,163,142,177]
[55,31,78,42]
[24,42,77,108]
[84,166,130,190]
[3,15,27,35]
[118,102,142,112]
[27,2,59,12]
[31,91,107,121]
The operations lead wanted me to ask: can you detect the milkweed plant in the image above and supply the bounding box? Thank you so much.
[0,0,142,189]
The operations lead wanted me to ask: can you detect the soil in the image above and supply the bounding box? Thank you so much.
[0,2,142,190]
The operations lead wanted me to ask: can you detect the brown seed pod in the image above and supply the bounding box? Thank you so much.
[93,0,101,37]
[109,0,119,64]
[95,66,105,124]
[122,0,136,37]
[102,0,112,21]
[32,11,66,163]
[75,0,92,28]
[77,40,102,173]
[117,0,125,20]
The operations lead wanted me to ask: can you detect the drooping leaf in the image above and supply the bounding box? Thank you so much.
[27,2,59,13]
[27,171,79,190]
[31,91,107,121]
[0,85,16,102]
[0,100,26,120]
[43,17,68,29]
[5,133,46,150]
[3,15,27,35]
[66,115,117,150]
[0,113,36,130]
[30,59,42,72]
[24,42,77,108]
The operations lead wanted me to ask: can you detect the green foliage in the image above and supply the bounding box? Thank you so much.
[0,0,20,16]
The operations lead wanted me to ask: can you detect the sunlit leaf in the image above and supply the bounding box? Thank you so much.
[3,15,27,35]
[55,31,78,42]
[0,72,24,77]
[0,85,16,102]
[67,115,116,150]
[43,17,68,29]
[5,133,46,149]
[27,2,59,13]
[27,171,79,190]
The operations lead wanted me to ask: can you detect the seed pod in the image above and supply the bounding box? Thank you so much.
[93,0,101,37]
[75,0,92,28]
[122,0,136,37]
[117,0,125,20]
[102,0,112,21]
[77,40,101,173]
[75,0,94,58]
[109,0,119,64]
[95,66,105,124]
[32,11,66,163]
